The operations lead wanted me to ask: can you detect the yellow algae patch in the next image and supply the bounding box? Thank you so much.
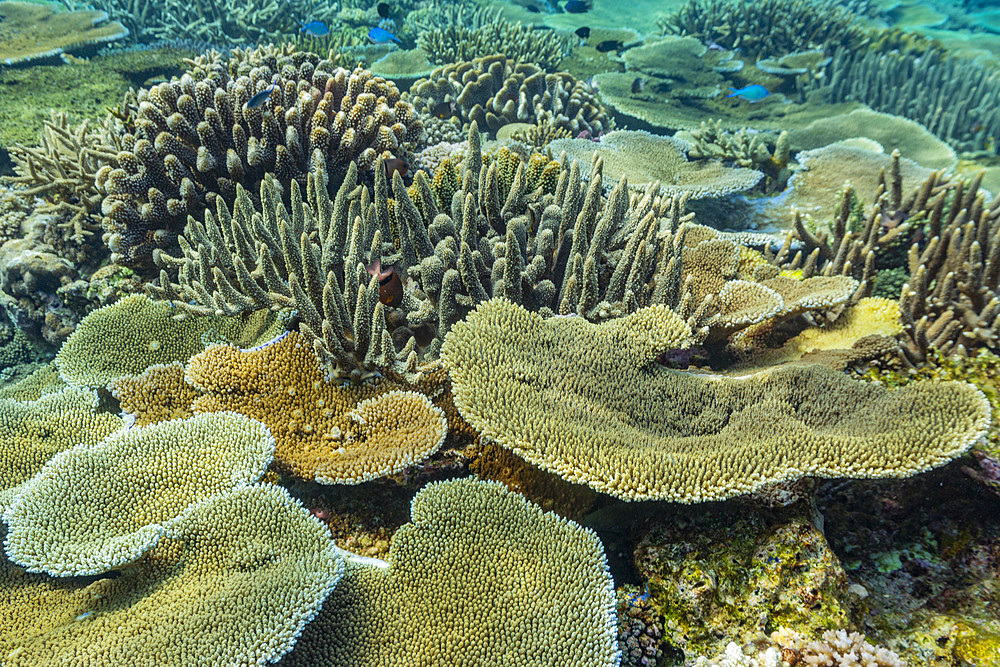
[3,485,343,666]
[0,387,123,509]
[187,332,447,484]
[56,294,282,388]
[283,478,619,667]
[3,412,274,577]
[108,362,200,426]
[441,299,992,502]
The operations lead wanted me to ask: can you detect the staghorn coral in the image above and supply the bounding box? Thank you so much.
[415,8,573,72]
[283,477,619,667]
[441,298,991,502]
[56,293,281,388]
[186,331,448,484]
[408,54,612,137]
[107,361,200,426]
[0,1,127,66]
[3,412,274,577]
[97,49,423,265]
[0,387,124,509]
[548,130,764,198]
[657,0,869,60]
[3,484,344,666]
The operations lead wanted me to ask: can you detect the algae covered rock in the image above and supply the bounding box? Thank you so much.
[0,2,127,66]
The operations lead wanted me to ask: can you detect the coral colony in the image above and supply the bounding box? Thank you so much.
[2,0,1000,664]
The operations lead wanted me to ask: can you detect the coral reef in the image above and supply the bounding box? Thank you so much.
[679,121,791,193]
[0,2,127,66]
[2,484,344,665]
[97,48,422,265]
[3,412,274,576]
[442,298,991,502]
[408,55,612,137]
[283,477,619,666]
[107,361,198,425]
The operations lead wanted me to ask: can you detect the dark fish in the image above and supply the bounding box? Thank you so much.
[377,2,391,18]
[368,26,401,43]
[366,259,404,307]
[431,100,454,119]
[246,82,276,109]
[384,157,408,179]
[565,0,588,12]
[299,20,330,37]
[631,77,644,94]
[575,26,590,39]
[595,40,622,52]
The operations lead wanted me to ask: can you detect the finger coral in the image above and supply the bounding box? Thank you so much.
[97,47,422,265]
[56,293,281,388]
[3,412,275,576]
[408,54,612,137]
[442,298,992,502]
[0,387,123,509]
[186,332,446,484]
[2,484,343,666]
[283,477,619,667]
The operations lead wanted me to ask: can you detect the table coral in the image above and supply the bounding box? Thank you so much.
[3,411,274,577]
[56,293,281,388]
[107,361,200,426]
[442,298,991,502]
[186,331,447,484]
[2,484,343,666]
[0,2,127,66]
[283,477,619,667]
[0,387,123,509]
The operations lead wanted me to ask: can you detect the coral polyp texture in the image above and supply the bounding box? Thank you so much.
[186,332,447,484]
[3,412,273,577]
[442,299,992,502]
[55,294,281,388]
[2,484,344,666]
[407,54,612,137]
[283,477,619,667]
[96,48,423,265]
[107,362,200,426]
[0,387,123,508]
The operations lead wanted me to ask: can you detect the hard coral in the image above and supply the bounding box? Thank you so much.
[97,48,422,265]
[0,1,127,66]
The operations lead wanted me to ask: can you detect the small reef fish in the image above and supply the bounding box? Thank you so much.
[726,84,770,102]
[626,584,650,605]
[524,4,541,12]
[299,20,330,37]
[595,40,622,53]
[368,26,401,43]
[366,259,405,307]
[246,81,277,109]
[564,0,589,13]
[376,2,392,18]
[431,100,455,119]
[383,157,408,179]
[575,26,590,39]
[631,77,645,94]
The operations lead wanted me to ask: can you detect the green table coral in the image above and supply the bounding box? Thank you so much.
[0,2,127,66]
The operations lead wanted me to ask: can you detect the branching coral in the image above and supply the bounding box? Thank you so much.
[408,54,612,137]
[681,120,791,193]
[96,48,422,265]
[283,477,619,667]
[441,298,991,502]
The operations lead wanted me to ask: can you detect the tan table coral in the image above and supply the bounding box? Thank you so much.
[0,2,127,66]
[56,294,281,388]
[186,331,448,484]
[0,387,123,510]
[2,484,343,666]
[283,477,619,667]
[442,299,992,502]
[107,362,200,426]
[3,412,275,576]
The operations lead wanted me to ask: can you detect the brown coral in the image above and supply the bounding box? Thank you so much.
[107,362,200,426]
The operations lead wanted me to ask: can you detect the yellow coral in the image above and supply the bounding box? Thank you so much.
[4,412,275,576]
[283,477,619,667]
[0,363,65,401]
[788,297,903,356]
[442,299,991,502]
[107,362,200,426]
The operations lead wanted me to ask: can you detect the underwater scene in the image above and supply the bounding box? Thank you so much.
[2,0,1000,664]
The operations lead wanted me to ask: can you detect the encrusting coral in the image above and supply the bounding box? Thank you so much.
[282,477,620,667]
[55,293,281,388]
[2,484,344,666]
[97,47,423,265]
[407,54,612,137]
[186,331,449,484]
[442,298,992,502]
[0,387,123,508]
[0,1,127,66]
[3,412,275,577]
